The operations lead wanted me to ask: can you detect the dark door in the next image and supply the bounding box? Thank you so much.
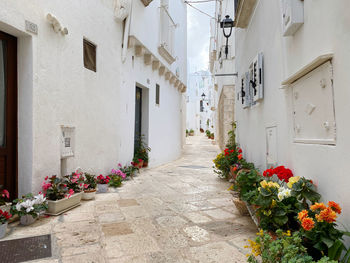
[0,31,17,199]
[134,87,142,154]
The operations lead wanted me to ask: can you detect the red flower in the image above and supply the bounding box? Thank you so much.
[238,154,243,160]
[138,159,143,163]
[2,190,9,199]
[273,166,293,183]
[263,168,274,177]
[233,166,238,172]
[238,148,242,153]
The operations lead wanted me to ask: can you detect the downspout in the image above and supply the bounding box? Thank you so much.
[122,0,133,63]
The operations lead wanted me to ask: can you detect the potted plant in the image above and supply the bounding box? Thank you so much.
[132,158,144,169]
[108,169,126,189]
[0,209,11,239]
[96,175,110,193]
[0,188,11,213]
[82,173,97,200]
[186,129,189,137]
[42,175,82,215]
[200,128,204,133]
[11,193,48,225]
[63,172,85,193]
[189,129,194,136]
[134,135,151,167]
[210,133,214,139]
[205,130,211,138]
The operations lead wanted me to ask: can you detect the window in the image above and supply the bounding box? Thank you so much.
[83,39,96,72]
[200,100,204,112]
[156,84,160,105]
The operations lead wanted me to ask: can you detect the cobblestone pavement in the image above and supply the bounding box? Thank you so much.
[5,135,257,263]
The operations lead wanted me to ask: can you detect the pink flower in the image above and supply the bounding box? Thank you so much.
[2,190,9,199]
[67,189,74,198]
[42,182,52,191]
[138,159,143,163]
[84,184,89,189]
[44,176,49,180]
[118,163,122,167]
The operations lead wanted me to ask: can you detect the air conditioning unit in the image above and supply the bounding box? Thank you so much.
[281,0,304,36]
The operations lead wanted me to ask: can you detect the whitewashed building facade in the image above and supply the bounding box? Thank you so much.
[0,0,187,198]
[234,0,350,226]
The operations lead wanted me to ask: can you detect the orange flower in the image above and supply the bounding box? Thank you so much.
[301,217,315,231]
[310,202,327,211]
[315,214,323,222]
[318,207,337,223]
[238,154,243,160]
[233,166,238,171]
[328,201,341,214]
[298,210,308,222]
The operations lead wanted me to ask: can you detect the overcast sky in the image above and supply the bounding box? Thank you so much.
[187,2,215,74]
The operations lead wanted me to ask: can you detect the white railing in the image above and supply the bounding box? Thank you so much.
[160,4,176,58]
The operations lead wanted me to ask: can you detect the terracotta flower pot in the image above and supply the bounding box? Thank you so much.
[82,189,97,200]
[0,223,7,239]
[20,214,37,226]
[232,197,249,216]
[143,161,148,168]
[46,192,82,216]
[137,160,144,169]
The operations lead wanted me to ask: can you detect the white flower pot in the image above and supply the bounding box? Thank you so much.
[82,189,97,200]
[46,192,82,216]
[0,203,11,213]
[0,223,7,239]
[20,214,37,226]
[97,184,109,193]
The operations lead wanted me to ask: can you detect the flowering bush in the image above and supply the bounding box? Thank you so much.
[0,209,11,224]
[118,163,139,178]
[0,189,10,206]
[63,172,84,193]
[96,175,110,184]
[246,229,337,263]
[83,173,97,191]
[11,193,48,218]
[297,201,350,260]
[108,168,126,188]
[42,175,70,201]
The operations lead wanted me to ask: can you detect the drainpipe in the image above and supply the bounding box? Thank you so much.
[122,0,133,63]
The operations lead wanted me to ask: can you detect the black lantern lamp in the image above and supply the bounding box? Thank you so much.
[201,93,206,101]
[220,15,234,59]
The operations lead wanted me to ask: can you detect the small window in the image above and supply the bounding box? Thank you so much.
[83,39,96,72]
[156,84,160,105]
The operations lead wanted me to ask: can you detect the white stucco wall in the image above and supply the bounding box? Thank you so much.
[235,0,350,227]
[0,0,187,196]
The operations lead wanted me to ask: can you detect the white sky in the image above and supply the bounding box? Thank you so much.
[187,1,215,74]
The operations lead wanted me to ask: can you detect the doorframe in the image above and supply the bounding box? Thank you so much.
[0,30,18,198]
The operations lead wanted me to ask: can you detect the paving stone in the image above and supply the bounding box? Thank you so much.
[60,243,103,257]
[155,215,188,228]
[116,199,139,207]
[208,197,234,207]
[190,241,247,263]
[183,225,210,242]
[102,222,134,237]
[98,211,125,223]
[183,212,212,224]
[203,208,238,220]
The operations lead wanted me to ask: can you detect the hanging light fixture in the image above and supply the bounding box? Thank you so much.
[201,93,206,100]
[220,15,234,59]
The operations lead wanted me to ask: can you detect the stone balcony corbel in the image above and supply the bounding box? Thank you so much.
[144,53,152,65]
[174,79,180,88]
[159,65,166,76]
[170,75,176,84]
[152,60,160,71]
[135,45,145,57]
[165,70,171,81]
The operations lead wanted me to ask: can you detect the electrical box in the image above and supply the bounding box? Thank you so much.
[266,126,278,168]
[249,53,264,103]
[61,126,75,158]
[292,61,336,145]
[281,0,304,36]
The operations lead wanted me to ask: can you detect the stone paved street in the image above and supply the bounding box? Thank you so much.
[5,135,257,263]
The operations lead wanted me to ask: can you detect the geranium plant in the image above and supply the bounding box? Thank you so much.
[118,163,139,178]
[11,193,48,218]
[108,169,126,188]
[63,172,84,193]
[0,188,10,206]
[83,173,97,191]
[0,209,11,224]
[42,175,71,201]
[96,175,110,184]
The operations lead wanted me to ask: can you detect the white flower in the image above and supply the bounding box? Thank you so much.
[33,194,46,205]
[278,187,291,201]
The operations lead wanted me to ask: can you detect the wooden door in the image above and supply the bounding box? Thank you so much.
[134,87,142,154]
[0,31,17,199]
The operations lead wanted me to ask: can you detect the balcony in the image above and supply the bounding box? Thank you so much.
[158,4,176,64]
[234,0,257,28]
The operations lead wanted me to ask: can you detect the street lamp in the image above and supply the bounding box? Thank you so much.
[220,15,234,59]
[201,93,206,101]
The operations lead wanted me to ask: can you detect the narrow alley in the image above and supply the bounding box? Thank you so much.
[4,135,256,263]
